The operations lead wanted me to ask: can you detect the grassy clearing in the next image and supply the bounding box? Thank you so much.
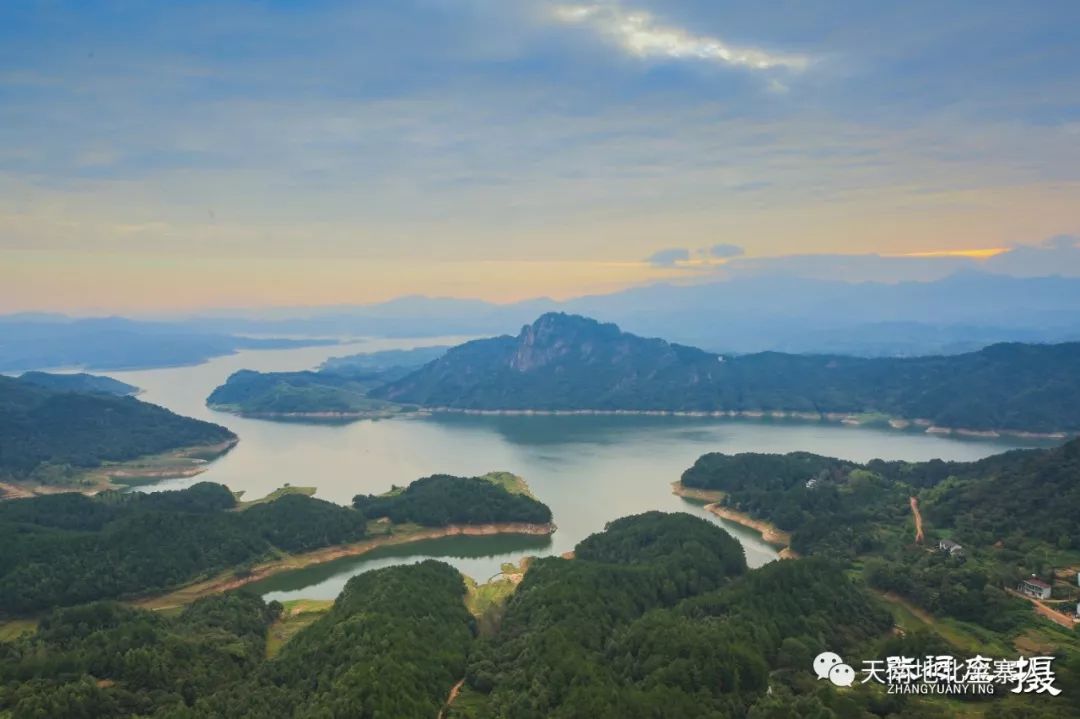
[464,558,530,637]
[847,412,893,427]
[0,618,37,643]
[478,471,534,498]
[376,471,534,500]
[266,599,333,658]
[234,485,317,509]
[876,590,1011,655]
[1013,617,1080,656]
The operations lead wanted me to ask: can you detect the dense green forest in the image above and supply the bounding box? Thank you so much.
[0,593,278,719]
[682,439,1080,554]
[372,312,1080,432]
[680,440,1080,632]
[353,473,553,526]
[0,561,474,719]
[4,508,1078,717]
[451,512,901,718]
[1,473,552,614]
[0,375,235,483]
[189,561,472,718]
[0,482,367,613]
[16,371,138,396]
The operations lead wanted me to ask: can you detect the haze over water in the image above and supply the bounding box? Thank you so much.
[106,340,1039,599]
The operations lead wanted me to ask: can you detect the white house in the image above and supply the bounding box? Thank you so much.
[1018,576,1052,600]
[937,539,964,557]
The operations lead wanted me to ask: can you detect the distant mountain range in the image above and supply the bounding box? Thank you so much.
[164,272,1080,356]
[0,316,336,372]
[7,272,1080,370]
[372,312,1080,435]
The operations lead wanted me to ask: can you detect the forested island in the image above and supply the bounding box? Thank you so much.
[353,471,552,526]
[0,375,236,494]
[371,312,1080,436]
[205,346,444,419]
[0,472,553,615]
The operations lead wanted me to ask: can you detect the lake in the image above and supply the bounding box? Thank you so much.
[105,339,1040,600]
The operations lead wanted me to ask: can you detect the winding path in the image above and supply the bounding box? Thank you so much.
[909,496,924,544]
[438,679,465,719]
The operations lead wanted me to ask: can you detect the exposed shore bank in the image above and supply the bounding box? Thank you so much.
[132,520,556,611]
[671,481,797,559]
[207,404,422,421]
[426,407,1070,441]
[0,438,238,500]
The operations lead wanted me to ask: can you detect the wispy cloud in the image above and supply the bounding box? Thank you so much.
[646,247,690,267]
[552,3,810,72]
[709,243,744,258]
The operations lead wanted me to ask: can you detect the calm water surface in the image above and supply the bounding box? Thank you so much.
[103,339,1040,600]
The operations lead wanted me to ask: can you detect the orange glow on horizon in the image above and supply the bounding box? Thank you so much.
[886,247,1009,259]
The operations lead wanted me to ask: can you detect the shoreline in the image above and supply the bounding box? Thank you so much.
[671,481,798,559]
[132,520,556,611]
[0,438,238,500]
[207,404,427,421]
[423,407,1070,441]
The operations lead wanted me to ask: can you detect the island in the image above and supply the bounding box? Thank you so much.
[0,374,236,497]
[370,312,1080,437]
[204,345,444,420]
[0,472,554,616]
[353,471,553,526]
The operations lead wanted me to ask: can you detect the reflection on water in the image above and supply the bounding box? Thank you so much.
[101,338,1045,598]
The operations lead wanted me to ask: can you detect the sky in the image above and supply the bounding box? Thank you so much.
[1,0,1079,312]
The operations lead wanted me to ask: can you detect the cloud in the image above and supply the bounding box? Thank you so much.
[687,236,1080,283]
[646,247,691,266]
[709,243,744,258]
[552,3,810,72]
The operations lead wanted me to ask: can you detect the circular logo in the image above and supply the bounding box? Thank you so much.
[828,662,856,687]
[813,651,843,680]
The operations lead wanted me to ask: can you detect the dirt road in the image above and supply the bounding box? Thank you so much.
[909,496,924,544]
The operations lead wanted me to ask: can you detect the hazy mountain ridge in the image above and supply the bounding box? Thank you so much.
[168,272,1080,356]
[0,317,337,372]
[372,313,1080,433]
[7,273,1080,362]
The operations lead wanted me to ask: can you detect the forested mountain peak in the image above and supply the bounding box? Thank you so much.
[508,312,708,373]
[370,315,1080,433]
